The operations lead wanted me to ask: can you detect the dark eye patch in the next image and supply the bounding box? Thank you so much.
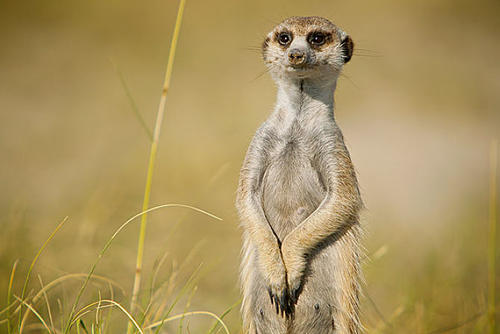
[275,31,293,47]
[307,31,332,47]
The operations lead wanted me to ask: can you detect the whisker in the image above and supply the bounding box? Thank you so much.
[250,68,270,82]
[353,48,383,57]
[340,72,359,89]
[242,47,263,54]
[353,53,383,58]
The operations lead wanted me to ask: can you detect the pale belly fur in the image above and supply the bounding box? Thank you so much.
[246,139,361,333]
[261,141,325,242]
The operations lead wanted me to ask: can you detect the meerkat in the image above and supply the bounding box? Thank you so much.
[236,17,363,334]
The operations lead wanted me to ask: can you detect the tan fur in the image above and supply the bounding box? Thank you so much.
[237,17,363,334]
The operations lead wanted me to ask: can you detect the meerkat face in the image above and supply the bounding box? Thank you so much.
[262,16,354,80]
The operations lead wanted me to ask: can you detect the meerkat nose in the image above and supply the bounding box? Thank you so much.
[288,49,306,65]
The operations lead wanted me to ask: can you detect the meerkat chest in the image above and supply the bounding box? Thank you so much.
[260,123,327,237]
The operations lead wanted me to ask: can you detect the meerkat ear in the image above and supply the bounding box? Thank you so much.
[341,35,354,64]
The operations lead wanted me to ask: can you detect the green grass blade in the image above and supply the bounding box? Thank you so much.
[207,299,241,334]
[110,58,153,141]
[69,300,144,334]
[146,311,230,334]
[14,295,52,334]
[7,259,19,334]
[17,216,69,331]
[488,139,498,334]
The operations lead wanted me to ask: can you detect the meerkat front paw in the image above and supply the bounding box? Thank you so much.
[258,247,293,317]
[266,269,292,317]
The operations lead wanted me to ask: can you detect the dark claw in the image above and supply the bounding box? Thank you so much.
[279,290,289,314]
[274,295,280,314]
[290,286,301,305]
[275,289,296,318]
[287,297,295,318]
[268,287,297,318]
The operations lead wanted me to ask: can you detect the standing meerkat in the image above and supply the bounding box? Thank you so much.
[236,17,363,334]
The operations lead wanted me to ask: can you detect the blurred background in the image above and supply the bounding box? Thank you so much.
[1,0,499,332]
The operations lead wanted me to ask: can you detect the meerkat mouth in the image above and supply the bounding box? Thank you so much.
[286,64,315,72]
[285,64,319,78]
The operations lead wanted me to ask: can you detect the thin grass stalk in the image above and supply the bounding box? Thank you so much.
[7,259,19,334]
[111,59,153,141]
[69,300,144,334]
[152,264,203,334]
[207,299,241,334]
[146,311,230,334]
[128,1,186,331]
[178,285,197,333]
[17,216,69,331]
[488,139,498,334]
[103,282,115,334]
[14,295,52,334]
[0,302,18,318]
[37,275,55,332]
[19,273,123,319]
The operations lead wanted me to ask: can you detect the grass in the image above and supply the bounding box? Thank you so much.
[129,0,186,327]
[1,203,226,333]
[489,139,498,334]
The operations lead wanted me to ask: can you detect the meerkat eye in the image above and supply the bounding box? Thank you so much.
[309,32,326,46]
[278,32,292,46]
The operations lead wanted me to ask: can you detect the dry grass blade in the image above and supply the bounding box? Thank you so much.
[17,273,123,331]
[362,284,391,331]
[69,300,144,334]
[14,295,52,334]
[129,1,187,330]
[103,282,115,334]
[370,305,405,334]
[178,285,197,332]
[18,216,69,330]
[7,259,19,334]
[0,301,19,318]
[426,312,485,334]
[146,311,230,334]
[70,305,115,327]
[38,275,55,332]
[151,263,203,333]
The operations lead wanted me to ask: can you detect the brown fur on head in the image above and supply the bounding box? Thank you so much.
[262,16,354,79]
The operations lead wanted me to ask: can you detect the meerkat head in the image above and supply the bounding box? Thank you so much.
[262,16,354,81]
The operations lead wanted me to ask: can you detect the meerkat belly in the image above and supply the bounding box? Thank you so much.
[261,142,326,241]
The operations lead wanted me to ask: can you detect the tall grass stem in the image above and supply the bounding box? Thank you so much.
[488,139,498,334]
[128,0,186,332]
